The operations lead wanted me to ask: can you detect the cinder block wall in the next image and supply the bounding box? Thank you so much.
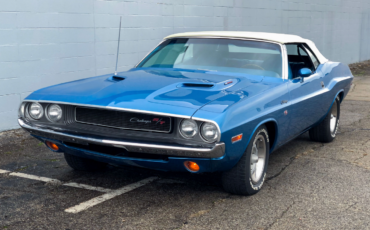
[1,0,370,131]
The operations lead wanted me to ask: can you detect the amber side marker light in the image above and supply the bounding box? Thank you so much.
[231,134,243,143]
[184,161,200,172]
[46,141,59,151]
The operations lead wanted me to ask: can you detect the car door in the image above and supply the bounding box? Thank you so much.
[286,43,325,139]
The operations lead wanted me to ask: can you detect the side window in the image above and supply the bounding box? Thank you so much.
[303,44,319,69]
[286,44,314,79]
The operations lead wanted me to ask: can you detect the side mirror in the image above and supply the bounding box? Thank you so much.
[299,68,312,78]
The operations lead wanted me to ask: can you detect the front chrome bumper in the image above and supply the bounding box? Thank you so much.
[18,119,225,158]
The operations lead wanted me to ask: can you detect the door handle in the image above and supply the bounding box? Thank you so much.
[321,81,325,88]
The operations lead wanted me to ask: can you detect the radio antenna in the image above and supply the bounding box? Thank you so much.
[114,16,122,76]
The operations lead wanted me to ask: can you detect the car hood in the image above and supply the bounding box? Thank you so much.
[26,68,272,117]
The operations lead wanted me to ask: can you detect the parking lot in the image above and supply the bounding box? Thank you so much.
[1,73,370,229]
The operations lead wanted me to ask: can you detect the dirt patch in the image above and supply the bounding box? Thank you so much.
[349,59,370,76]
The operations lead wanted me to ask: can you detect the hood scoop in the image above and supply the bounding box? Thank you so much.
[178,79,238,91]
[107,75,125,82]
[182,83,214,88]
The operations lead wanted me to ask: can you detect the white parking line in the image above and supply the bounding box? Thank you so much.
[1,169,158,213]
[0,169,10,174]
[5,170,110,193]
[63,182,112,193]
[9,172,62,183]
[65,177,158,214]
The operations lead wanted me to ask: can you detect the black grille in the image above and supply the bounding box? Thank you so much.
[75,107,172,133]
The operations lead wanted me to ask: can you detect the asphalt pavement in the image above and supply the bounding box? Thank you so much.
[1,76,370,229]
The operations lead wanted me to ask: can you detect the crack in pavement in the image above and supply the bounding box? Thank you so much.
[266,144,325,182]
[264,200,295,230]
[303,155,370,171]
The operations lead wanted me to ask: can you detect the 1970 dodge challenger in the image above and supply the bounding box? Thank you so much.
[18,31,353,195]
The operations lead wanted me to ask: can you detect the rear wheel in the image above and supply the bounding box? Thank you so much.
[221,125,270,195]
[309,96,340,143]
[64,153,107,171]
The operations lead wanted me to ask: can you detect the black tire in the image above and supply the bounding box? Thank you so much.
[309,96,340,143]
[64,153,107,171]
[221,125,270,195]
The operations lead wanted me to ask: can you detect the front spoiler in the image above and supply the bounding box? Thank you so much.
[18,119,225,158]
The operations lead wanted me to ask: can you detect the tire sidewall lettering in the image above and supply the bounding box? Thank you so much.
[331,97,340,138]
[249,128,269,191]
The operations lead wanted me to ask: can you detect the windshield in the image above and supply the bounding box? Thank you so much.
[137,38,283,78]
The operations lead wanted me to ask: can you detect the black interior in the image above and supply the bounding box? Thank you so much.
[287,44,315,79]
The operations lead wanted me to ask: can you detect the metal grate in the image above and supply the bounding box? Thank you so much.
[75,107,171,133]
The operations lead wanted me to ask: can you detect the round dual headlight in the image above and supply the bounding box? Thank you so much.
[47,104,62,122]
[18,103,26,118]
[201,122,219,142]
[180,119,198,138]
[29,103,44,120]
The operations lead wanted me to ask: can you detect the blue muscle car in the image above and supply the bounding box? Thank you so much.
[18,31,353,195]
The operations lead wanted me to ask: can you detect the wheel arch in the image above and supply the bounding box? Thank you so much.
[244,118,278,154]
[337,90,345,103]
[332,90,344,110]
[315,89,344,127]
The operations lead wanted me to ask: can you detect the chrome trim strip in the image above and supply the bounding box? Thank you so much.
[23,100,222,139]
[135,40,167,68]
[19,119,225,158]
[23,100,192,119]
[74,106,172,133]
[163,36,285,44]
[281,44,288,80]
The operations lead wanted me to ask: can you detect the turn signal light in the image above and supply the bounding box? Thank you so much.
[231,134,243,143]
[46,141,59,151]
[184,161,200,172]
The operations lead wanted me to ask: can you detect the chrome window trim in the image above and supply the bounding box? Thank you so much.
[135,36,288,80]
[22,100,222,141]
[281,44,288,80]
[134,40,167,68]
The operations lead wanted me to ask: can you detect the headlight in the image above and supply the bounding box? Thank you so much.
[29,102,44,120]
[18,103,26,118]
[201,122,219,142]
[180,119,198,138]
[47,104,62,122]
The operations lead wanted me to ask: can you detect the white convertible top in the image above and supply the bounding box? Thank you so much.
[165,31,328,63]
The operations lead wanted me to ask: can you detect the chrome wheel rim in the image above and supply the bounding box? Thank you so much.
[330,100,338,133]
[250,134,266,184]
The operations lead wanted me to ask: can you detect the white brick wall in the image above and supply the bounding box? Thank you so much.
[0,0,370,131]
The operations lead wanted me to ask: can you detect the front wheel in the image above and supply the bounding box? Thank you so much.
[221,125,270,195]
[309,96,340,143]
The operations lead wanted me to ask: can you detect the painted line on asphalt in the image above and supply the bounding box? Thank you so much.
[63,182,112,193]
[65,177,158,214]
[0,169,10,174]
[9,172,62,183]
[3,169,111,193]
